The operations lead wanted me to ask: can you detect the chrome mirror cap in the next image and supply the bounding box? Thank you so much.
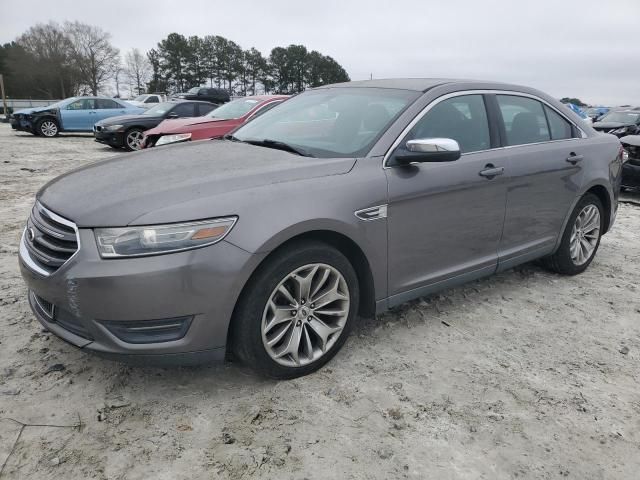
[406,138,460,153]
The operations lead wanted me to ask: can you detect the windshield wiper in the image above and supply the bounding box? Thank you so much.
[223,134,241,142]
[244,138,314,157]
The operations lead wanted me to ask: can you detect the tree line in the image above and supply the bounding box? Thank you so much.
[0,21,350,100]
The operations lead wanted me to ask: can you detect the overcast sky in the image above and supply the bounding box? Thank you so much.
[1,0,638,105]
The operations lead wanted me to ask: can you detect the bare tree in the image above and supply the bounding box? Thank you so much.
[64,21,119,95]
[16,22,77,98]
[124,48,151,95]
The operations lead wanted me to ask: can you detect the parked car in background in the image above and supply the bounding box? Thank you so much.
[19,79,622,378]
[174,87,230,104]
[94,100,218,151]
[563,103,592,124]
[128,93,168,108]
[620,135,640,190]
[143,95,288,148]
[585,107,610,122]
[592,110,640,137]
[10,97,145,137]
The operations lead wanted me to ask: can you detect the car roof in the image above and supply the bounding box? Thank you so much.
[321,78,529,92]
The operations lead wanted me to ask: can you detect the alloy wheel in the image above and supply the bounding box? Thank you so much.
[126,130,144,150]
[570,204,600,266]
[40,121,58,137]
[261,263,350,367]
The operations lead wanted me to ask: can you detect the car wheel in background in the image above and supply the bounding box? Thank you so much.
[231,241,359,379]
[124,128,144,151]
[36,118,59,137]
[543,193,604,275]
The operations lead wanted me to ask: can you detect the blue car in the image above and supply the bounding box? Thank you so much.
[10,97,145,137]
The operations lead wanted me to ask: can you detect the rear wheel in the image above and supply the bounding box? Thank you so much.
[231,241,359,379]
[124,128,144,151]
[36,118,59,137]
[543,193,604,275]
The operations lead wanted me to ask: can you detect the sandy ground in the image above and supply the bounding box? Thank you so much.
[0,122,639,479]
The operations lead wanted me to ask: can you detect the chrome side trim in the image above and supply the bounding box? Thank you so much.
[20,229,52,276]
[30,290,55,319]
[355,204,388,221]
[382,89,589,169]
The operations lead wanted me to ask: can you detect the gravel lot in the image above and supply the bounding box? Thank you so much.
[0,122,639,479]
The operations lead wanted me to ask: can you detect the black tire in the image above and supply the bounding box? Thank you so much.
[36,118,59,137]
[123,128,144,151]
[543,193,604,275]
[231,241,359,379]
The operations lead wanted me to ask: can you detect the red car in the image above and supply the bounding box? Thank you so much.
[142,95,289,148]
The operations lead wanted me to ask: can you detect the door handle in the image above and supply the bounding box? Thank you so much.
[479,164,504,178]
[566,153,584,164]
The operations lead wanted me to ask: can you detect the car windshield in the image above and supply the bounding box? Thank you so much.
[133,95,149,102]
[207,98,263,120]
[233,88,419,158]
[600,111,640,123]
[143,102,175,116]
[187,87,200,94]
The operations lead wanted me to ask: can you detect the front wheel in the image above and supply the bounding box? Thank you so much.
[124,128,144,151]
[36,118,59,137]
[231,241,359,379]
[543,193,604,275]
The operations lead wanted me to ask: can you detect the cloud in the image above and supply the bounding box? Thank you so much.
[1,0,638,105]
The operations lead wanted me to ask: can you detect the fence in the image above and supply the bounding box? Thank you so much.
[4,98,62,110]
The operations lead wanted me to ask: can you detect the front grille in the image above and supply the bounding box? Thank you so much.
[23,202,79,275]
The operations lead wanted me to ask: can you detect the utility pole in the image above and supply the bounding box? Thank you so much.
[0,74,8,120]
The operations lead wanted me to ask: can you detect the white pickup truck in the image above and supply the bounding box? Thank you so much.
[128,94,168,108]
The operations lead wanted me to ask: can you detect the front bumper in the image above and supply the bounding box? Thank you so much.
[622,161,640,189]
[93,129,125,148]
[19,228,265,365]
[10,115,33,132]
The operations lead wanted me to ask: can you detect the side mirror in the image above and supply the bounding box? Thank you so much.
[166,113,179,119]
[390,138,461,166]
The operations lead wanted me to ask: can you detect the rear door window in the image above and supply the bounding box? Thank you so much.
[544,106,574,140]
[197,103,217,116]
[96,99,121,109]
[496,95,551,146]
[170,103,196,117]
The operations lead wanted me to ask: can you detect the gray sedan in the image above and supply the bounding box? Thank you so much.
[19,79,623,378]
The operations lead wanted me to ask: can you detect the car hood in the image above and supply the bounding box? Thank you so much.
[147,117,233,135]
[14,105,56,115]
[38,140,356,227]
[620,135,640,147]
[96,114,159,126]
[593,121,633,130]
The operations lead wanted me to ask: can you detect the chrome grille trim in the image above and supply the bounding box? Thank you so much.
[20,202,80,276]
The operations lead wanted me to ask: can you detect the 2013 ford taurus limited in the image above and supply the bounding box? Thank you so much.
[19,79,623,379]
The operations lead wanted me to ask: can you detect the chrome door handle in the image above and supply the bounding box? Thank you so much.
[479,165,504,178]
[566,153,584,164]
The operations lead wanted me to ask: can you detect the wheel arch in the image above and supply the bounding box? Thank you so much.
[225,229,377,354]
[585,184,612,234]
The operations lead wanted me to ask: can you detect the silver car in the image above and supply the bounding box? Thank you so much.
[19,79,623,378]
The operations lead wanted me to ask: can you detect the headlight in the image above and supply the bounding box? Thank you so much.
[94,217,237,258]
[611,127,628,135]
[104,124,125,132]
[622,149,630,163]
[155,133,192,146]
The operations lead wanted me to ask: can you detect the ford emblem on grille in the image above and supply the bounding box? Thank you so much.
[27,227,35,242]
